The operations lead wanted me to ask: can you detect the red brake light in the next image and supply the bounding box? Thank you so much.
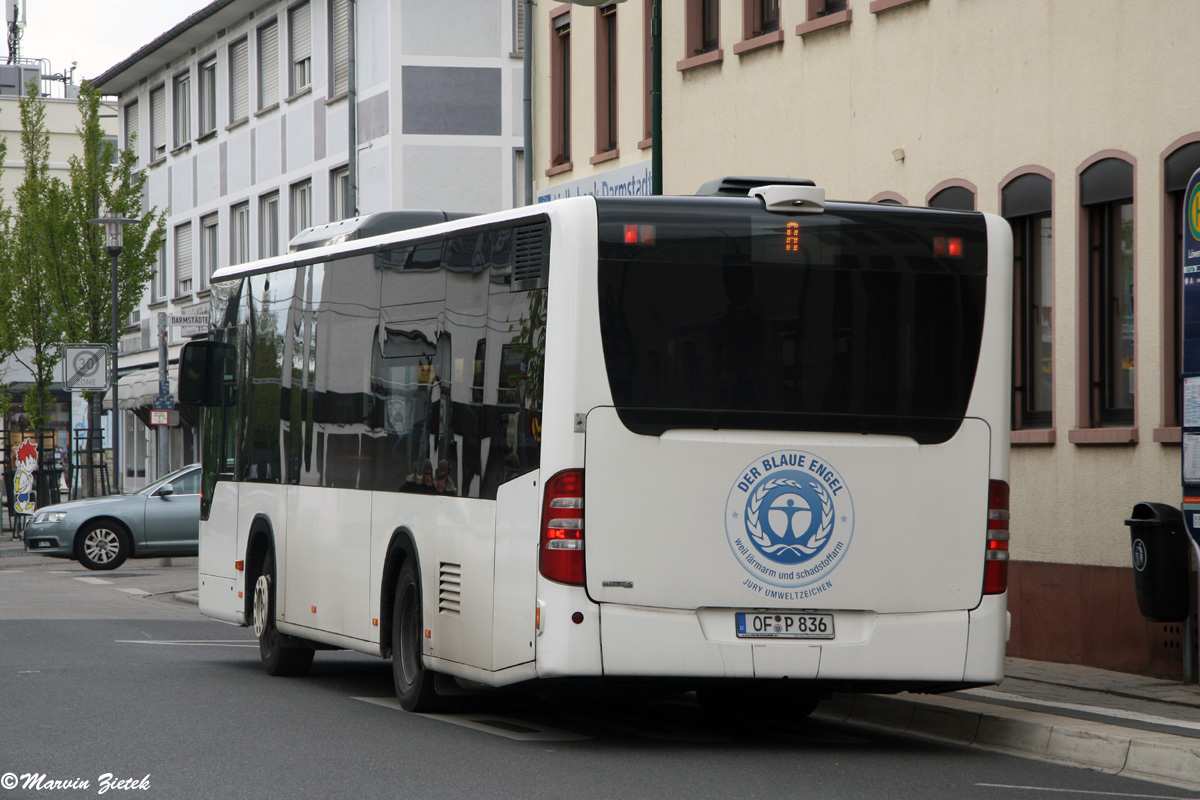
[540,469,585,586]
[934,236,964,257]
[984,479,1010,595]
[623,224,656,245]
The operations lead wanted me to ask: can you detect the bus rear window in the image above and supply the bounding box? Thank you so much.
[595,198,989,444]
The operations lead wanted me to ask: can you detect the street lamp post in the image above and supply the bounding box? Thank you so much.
[89,214,138,495]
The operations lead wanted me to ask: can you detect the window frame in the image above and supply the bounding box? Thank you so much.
[149,83,166,161]
[123,100,139,168]
[796,0,852,37]
[679,0,723,70]
[927,180,977,211]
[1002,170,1056,441]
[200,213,219,291]
[175,221,194,297]
[258,17,281,111]
[593,4,619,162]
[152,242,167,304]
[231,201,251,266]
[329,0,350,97]
[547,7,572,175]
[736,0,784,53]
[288,1,313,97]
[1071,153,1137,444]
[198,55,218,137]
[260,192,281,259]
[330,167,351,221]
[172,69,191,150]
[290,179,313,239]
[229,36,250,124]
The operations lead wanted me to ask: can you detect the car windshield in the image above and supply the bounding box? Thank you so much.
[137,465,199,496]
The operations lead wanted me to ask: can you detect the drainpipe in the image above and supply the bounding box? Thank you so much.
[523,0,533,206]
[348,0,358,216]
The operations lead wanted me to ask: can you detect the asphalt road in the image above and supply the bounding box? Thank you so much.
[2,557,1197,800]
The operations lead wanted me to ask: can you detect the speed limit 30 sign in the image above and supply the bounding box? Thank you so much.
[62,344,109,391]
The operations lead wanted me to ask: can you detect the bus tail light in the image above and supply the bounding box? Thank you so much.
[984,480,1010,595]
[540,469,585,586]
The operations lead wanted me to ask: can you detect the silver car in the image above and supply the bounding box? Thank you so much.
[23,464,201,570]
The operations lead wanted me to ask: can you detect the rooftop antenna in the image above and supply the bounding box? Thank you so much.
[6,0,25,64]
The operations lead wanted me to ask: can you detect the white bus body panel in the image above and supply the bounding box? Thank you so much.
[492,472,540,670]
[584,409,992,613]
[284,485,371,642]
[198,480,243,625]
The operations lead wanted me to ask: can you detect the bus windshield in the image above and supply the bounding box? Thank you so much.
[595,198,990,444]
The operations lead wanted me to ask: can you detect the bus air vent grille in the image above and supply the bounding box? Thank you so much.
[512,222,548,285]
[439,562,462,615]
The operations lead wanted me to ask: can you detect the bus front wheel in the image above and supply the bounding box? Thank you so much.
[253,547,314,677]
[392,559,442,712]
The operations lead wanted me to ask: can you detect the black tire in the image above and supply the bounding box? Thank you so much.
[392,559,442,712]
[252,546,314,677]
[75,520,131,570]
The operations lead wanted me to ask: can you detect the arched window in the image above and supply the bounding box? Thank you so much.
[1002,172,1053,431]
[1080,156,1135,429]
[928,185,976,211]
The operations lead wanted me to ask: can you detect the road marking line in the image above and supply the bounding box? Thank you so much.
[118,588,150,595]
[976,784,1196,799]
[115,639,258,648]
[75,577,113,585]
[963,688,1200,732]
[352,697,592,741]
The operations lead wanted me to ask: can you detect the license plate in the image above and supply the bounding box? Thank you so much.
[735,612,835,639]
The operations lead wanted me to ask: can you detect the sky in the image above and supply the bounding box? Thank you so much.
[14,0,213,86]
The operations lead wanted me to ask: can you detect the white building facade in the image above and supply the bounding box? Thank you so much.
[95,0,526,490]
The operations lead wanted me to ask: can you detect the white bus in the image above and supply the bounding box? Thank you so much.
[179,183,1012,714]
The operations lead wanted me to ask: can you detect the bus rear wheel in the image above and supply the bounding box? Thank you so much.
[253,547,314,677]
[392,559,442,712]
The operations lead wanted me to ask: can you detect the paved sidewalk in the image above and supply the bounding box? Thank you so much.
[5,535,1199,788]
[817,657,1200,791]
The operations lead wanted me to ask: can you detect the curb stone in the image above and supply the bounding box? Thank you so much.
[813,693,1200,792]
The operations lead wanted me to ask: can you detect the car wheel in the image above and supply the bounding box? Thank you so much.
[253,546,314,677]
[76,521,130,571]
[392,559,442,712]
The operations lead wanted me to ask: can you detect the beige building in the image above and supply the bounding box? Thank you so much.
[531,0,1200,676]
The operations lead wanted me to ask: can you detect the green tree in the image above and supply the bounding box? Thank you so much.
[0,81,164,494]
[6,80,68,437]
[52,82,164,491]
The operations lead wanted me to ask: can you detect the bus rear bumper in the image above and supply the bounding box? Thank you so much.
[595,595,1007,686]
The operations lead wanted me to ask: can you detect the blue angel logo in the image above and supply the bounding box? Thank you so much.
[746,474,833,565]
[725,450,855,591]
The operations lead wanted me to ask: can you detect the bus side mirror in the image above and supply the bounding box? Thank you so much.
[178,340,235,407]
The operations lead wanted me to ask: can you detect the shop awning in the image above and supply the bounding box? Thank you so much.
[103,366,176,411]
